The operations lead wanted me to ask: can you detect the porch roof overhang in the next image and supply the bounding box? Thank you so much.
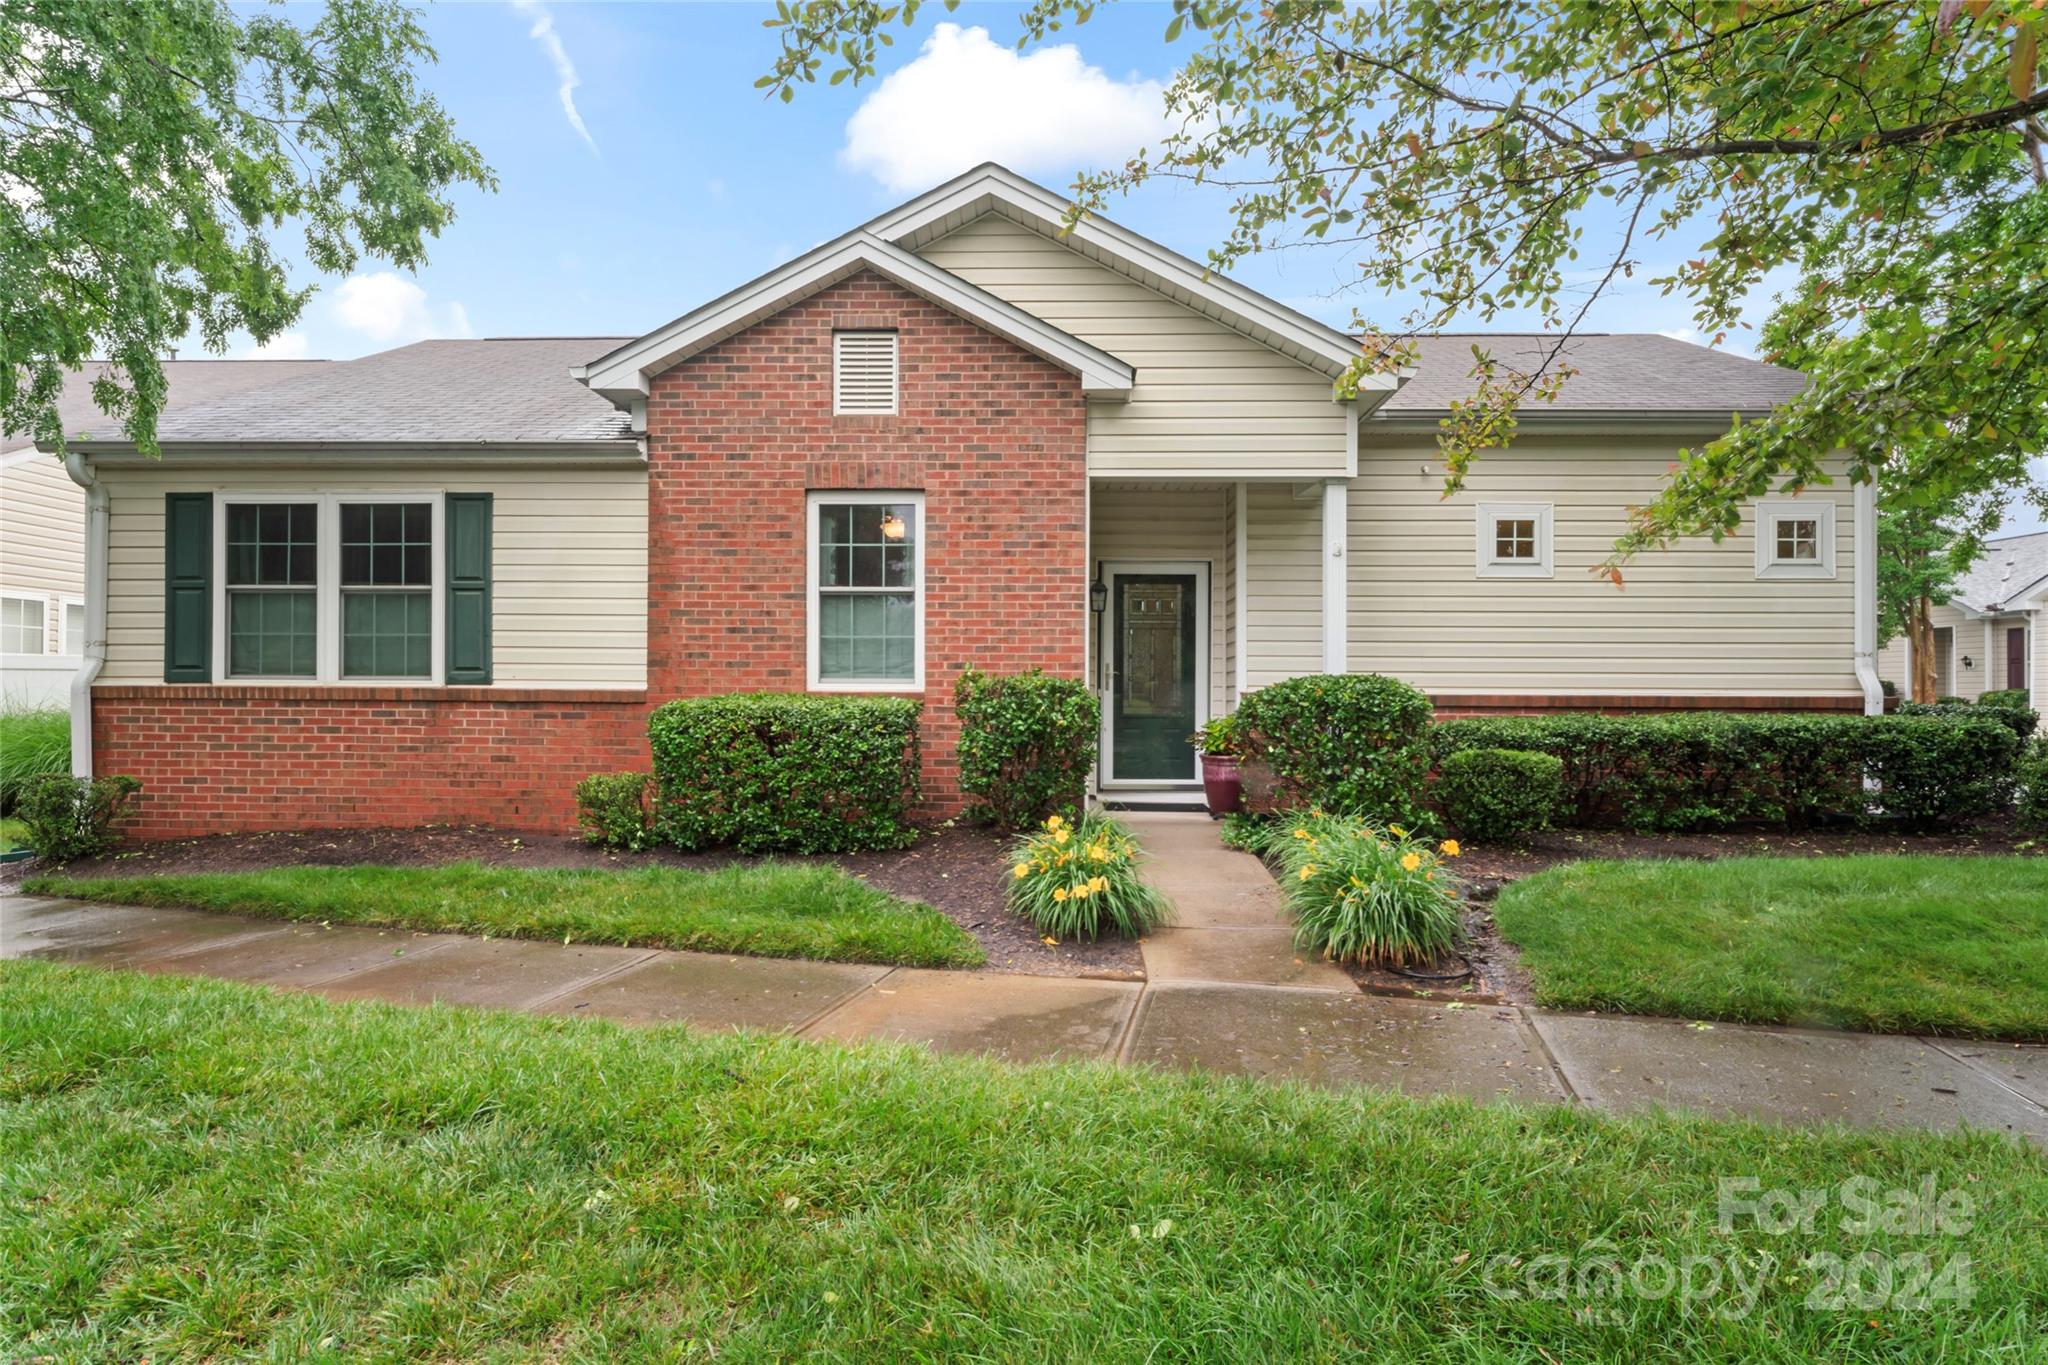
[573,231,1136,411]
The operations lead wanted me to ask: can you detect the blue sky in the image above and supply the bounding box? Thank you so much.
[232,1,2043,534]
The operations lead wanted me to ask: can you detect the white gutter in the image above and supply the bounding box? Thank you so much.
[64,450,109,775]
[1852,477,1883,715]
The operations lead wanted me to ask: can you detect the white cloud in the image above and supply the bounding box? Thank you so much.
[332,272,475,345]
[235,332,312,360]
[510,0,597,153]
[842,24,1171,193]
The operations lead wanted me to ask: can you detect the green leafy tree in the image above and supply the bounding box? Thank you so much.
[1878,505,1976,702]
[2,0,494,455]
[764,0,2048,572]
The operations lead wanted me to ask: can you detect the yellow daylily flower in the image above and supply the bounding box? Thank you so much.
[1013,862,1030,879]
[1052,888,1069,902]
[1090,875,1108,893]
[1299,864,1316,880]
[1439,839,1461,857]
[1400,852,1422,872]
[1054,829,1071,846]
[1292,828,1310,841]
[1389,824,1408,838]
[1045,814,1065,830]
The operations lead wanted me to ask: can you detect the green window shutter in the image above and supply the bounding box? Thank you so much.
[163,493,212,682]
[445,492,493,684]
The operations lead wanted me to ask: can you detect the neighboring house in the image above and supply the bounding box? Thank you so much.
[1876,530,2045,701]
[1,360,326,706]
[47,165,1879,838]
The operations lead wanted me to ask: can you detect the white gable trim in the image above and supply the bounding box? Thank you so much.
[574,230,1134,406]
[863,164,1382,389]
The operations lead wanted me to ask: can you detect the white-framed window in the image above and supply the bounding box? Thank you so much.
[1,591,47,655]
[1754,500,1836,579]
[1474,502,1554,579]
[59,596,85,657]
[806,490,924,691]
[214,492,444,683]
[833,330,899,414]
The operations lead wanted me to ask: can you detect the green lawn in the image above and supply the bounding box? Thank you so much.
[0,817,27,854]
[2,964,2042,1360]
[1494,855,2048,1039]
[25,861,983,969]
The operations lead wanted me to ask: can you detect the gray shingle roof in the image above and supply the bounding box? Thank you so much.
[126,338,636,447]
[1953,531,2048,612]
[1373,333,1808,415]
[4,358,331,454]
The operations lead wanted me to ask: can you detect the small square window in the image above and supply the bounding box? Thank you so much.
[1,595,46,655]
[1475,504,1553,578]
[1755,501,1835,578]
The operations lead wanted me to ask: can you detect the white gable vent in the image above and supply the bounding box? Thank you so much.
[833,330,898,414]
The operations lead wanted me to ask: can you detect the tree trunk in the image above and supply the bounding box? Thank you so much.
[1910,597,1938,702]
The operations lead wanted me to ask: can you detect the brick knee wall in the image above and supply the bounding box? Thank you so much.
[92,686,651,839]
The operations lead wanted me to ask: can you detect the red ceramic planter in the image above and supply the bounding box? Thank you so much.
[1200,753,1243,815]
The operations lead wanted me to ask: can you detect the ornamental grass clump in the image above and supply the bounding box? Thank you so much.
[1265,810,1464,967]
[1006,812,1168,941]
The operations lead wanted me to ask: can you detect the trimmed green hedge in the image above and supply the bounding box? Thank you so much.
[649,694,921,853]
[1434,748,1562,842]
[1898,697,2038,743]
[1432,712,2018,833]
[1234,673,1434,823]
[954,668,1099,829]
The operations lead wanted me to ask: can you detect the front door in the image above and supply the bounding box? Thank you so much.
[1102,564,1205,784]
[2010,626,2028,692]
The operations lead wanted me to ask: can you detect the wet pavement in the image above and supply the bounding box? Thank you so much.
[5,887,2044,1145]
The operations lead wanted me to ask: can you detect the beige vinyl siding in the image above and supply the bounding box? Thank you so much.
[917,215,1350,479]
[96,463,647,686]
[1089,484,1227,718]
[1244,483,1324,687]
[1874,604,2040,700]
[1,453,86,651]
[1344,434,1859,696]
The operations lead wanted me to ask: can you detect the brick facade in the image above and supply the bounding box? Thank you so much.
[643,270,1090,813]
[93,686,650,838]
[90,270,1091,836]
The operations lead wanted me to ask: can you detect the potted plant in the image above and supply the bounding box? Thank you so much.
[1192,714,1245,815]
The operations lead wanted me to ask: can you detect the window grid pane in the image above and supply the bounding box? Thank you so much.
[342,590,431,678]
[1775,518,1818,561]
[227,502,317,586]
[229,590,317,677]
[818,591,915,681]
[818,501,917,589]
[1494,518,1537,561]
[2,598,45,655]
[341,502,433,587]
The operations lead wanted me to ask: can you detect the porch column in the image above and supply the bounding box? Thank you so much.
[1322,477,1348,674]
[1235,481,1249,701]
[1984,619,1996,694]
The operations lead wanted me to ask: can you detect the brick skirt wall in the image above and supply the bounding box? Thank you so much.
[1430,693,1866,718]
[92,686,651,838]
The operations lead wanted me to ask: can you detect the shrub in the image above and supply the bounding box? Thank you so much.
[1006,812,1168,941]
[1900,698,2038,744]
[1218,810,1266,851]
[2018,737,2048,835]
[575,772,653,851]
[1263,810,1464,966]
[1861,716,2019,831]
[1234,674,1434,823]
[0,706,70,815]
[649,693,920,854]
[1434,749,1563,842]
[1979,689,2030,709]
[1193,713,1243,757]
[16,773,141,862]
[953,668,1099,829]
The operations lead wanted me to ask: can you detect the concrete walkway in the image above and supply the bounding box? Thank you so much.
[5,879,2045,1145]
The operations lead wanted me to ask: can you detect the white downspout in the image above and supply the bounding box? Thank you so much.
[64,451,108,776]
[1852,478,1883,716]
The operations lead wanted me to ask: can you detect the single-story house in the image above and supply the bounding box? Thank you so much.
[46,164,1881,838]
[1877,531,2043,700]
[2,359,326,706]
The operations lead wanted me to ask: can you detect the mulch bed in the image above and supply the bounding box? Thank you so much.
[18,822,1144,981]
